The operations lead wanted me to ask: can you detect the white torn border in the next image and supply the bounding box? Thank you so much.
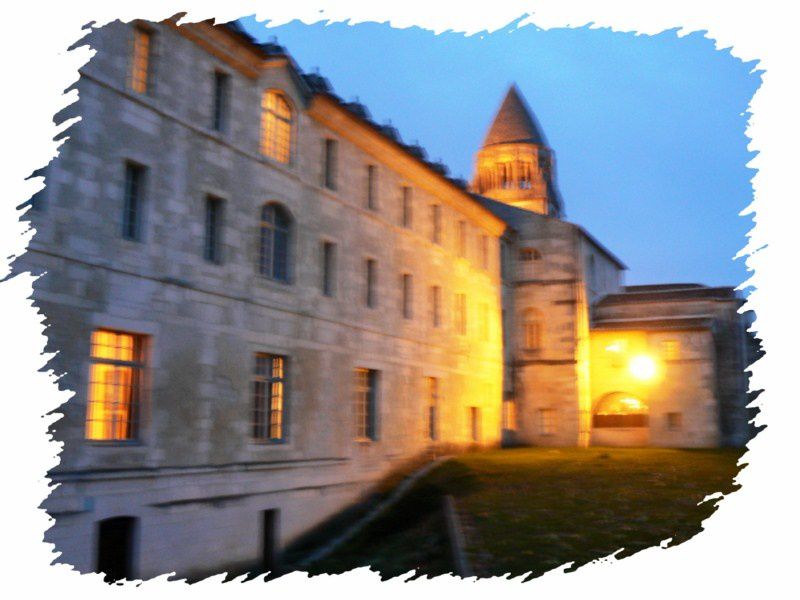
[0,0,794,598]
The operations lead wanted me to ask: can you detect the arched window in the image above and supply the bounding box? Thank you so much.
[519,247,542,262]
[259,203,291,282]
[593,393,648,428]
[261,91,293,164]
[522,308,543,351]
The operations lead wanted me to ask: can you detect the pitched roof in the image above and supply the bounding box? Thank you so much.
[482,85,547,148]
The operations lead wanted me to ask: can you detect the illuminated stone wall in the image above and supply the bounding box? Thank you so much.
[21,20,505,578]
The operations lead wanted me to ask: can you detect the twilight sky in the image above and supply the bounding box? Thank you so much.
[240,16,760,288]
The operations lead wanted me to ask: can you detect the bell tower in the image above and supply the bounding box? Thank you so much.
[472,84,563,217]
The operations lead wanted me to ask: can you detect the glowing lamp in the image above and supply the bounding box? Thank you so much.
[629,355,657,381]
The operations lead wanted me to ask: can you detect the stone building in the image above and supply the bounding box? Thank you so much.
[17,18,752,580]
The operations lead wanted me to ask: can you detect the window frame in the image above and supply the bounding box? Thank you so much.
[426,376,439,441]
[122,161,146,242]
[203,195,224,264]
[323,138,338,190]
[260,90,294,165]
[365,258,377,308]
[251,353,288,443]
[366,164,378,210]
[211,70,230,133]
[401,186,413,228]
[258,203,291,283]
[129,25,153,95]
[354,368,379,441]
[402,273,413,320]
[321,240,337,297]
[85,329,147,443]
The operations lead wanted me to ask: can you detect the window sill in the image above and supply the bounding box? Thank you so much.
[84,439,143,447]
[354,438,376,445]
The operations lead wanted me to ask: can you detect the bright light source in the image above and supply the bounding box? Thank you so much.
[629,355,657,381]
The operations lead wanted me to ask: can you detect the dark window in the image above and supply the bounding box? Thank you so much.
[470,406,481,441]
[122,162,145,241]
[323,139,337,190]
[458,220,467,258]
[426,377,439,440]
[212,71,230,132]
[203,196,223,263]
[354,368,378,440]
[322,241,336,297]
[480,235,489,270]
[402,273,413,319]
[259,203,290,282]
[431,204,442,244]
[252,354,286,441]
[365,259,377,308]
[666,412,683,431]
[96,516,137,582]
[402,186,412,228]
[366,165,377,210]
[261,509,280,574]
[431,285,441,328]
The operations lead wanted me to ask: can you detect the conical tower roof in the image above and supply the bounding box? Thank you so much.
[482,84,547,148]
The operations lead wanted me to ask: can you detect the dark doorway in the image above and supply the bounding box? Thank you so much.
[96,516,137,582]
[261,509,279,574]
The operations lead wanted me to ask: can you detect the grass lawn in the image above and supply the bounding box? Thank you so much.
[307,447,744,579]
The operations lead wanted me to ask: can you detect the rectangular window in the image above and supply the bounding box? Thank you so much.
[211,71,230,132]
[366,165,377,210]
[502,398,517,431]
[539,408,557,436]
[470,406,481,442]
[203,196,223,263]
[431,204,442,244]
[354,368,378,441]
[666,412,683,431]
[402,186,412,228]
[480,235,489,270]
[130,26,152,94]
[402,273,413,320]
[322,241,336,297]
[454,293,467,335]
[323,138,337,190]
[86,330,146,441]
[426,377,439,440]
[458,220,467,258]
[661,340,681,360]
[122,162,145,241]
[252,353,286,441]
[431,285,442,328]
[365,258,377,308]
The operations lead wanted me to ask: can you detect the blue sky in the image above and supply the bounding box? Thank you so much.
[240,16,760,288]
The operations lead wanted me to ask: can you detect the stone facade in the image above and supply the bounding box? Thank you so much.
[17,17,752,579]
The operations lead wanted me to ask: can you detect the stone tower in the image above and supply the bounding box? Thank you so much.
[472,84,563,217]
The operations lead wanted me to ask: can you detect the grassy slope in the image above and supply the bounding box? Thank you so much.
[307,447,744,579]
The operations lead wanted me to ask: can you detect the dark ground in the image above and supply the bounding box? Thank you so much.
[305,447,744,580]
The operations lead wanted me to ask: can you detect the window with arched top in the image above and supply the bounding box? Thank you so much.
[519,247,542,262]
[260,91,293,164]
[259,203,291,282]
[522,308,543,351]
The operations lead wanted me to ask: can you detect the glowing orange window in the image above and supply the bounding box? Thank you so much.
[261,91,293,164]
[130,27,151,94]
[85,330,145,441]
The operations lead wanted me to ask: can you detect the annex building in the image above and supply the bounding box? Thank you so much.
[19,18,754,580]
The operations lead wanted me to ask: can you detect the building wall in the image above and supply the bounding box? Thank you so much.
[589,329,721,448]
[22,20,505,578]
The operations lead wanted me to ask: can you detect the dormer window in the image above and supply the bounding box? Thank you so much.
[261,91,293,164]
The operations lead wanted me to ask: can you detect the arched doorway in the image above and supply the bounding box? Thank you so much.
[591,392,649,447]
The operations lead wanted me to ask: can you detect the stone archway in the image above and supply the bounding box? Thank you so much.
[590,392,649,447]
